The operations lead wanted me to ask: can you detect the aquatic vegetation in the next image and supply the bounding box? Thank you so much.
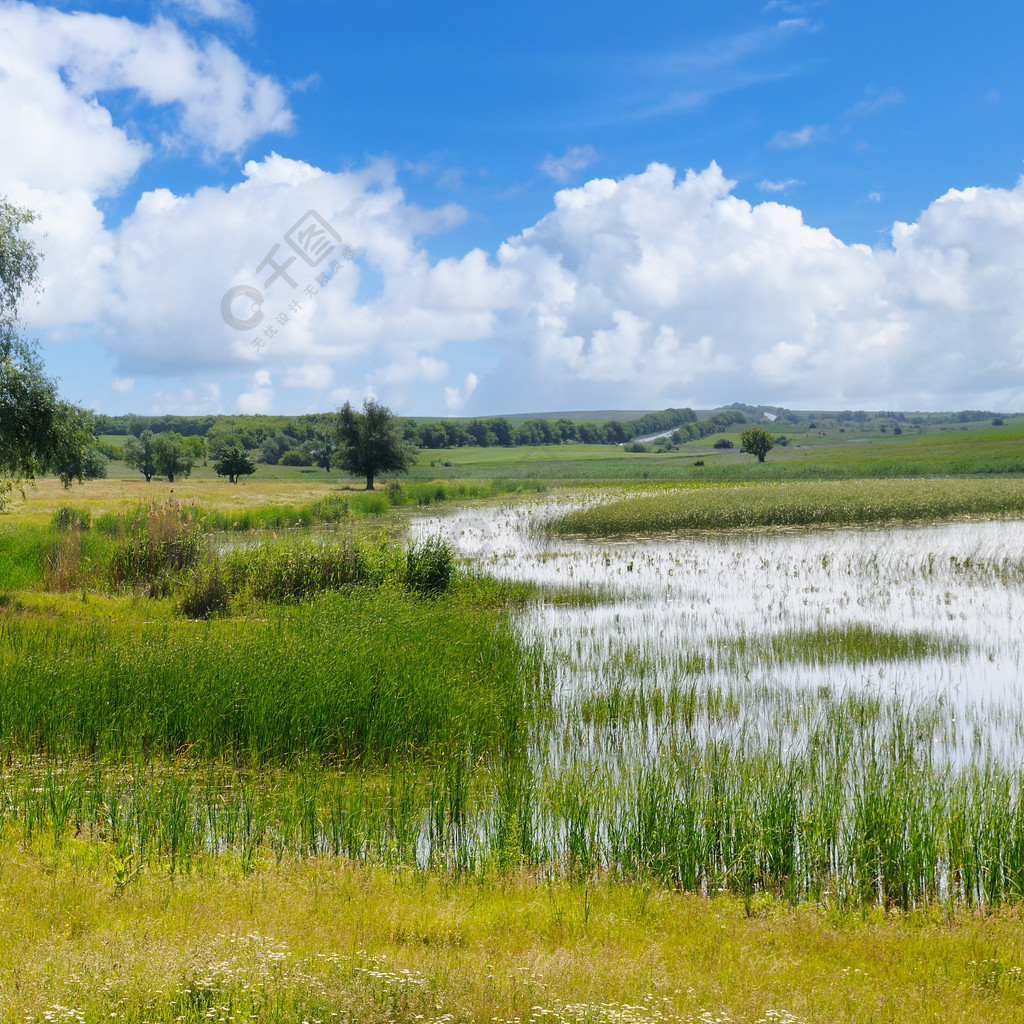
[548,478,1024,535]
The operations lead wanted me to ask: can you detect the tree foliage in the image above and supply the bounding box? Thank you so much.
[214,444,256,484]
[739,427,775,463]
[335,399,417,490]
[152,431,194,483]
[1,197,95,509]
[306,428,337,472]
[123,430,158,482]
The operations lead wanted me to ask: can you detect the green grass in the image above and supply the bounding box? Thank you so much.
[0,584,538,765]
[8,842,1024,1024]
[549,478,1024,535]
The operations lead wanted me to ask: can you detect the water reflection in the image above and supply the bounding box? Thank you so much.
[410,498,1024,705]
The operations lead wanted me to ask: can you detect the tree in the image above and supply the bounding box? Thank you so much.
[335,399,417,490]
[1,198,93,510]
[739,427,775,462]
[183,435,208,465]
[152,431,194,483]
[306,428,337,472]
[124,429,158,482]
[49,406,107,483]
[214,444,256,484]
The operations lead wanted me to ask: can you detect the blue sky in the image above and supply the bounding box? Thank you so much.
[2,0,1023,416]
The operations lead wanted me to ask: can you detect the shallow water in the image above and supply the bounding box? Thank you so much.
[409,498,1024,709]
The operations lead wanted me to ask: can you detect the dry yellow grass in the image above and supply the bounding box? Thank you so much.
[5,474,357,524]
[3,835,1024,1023]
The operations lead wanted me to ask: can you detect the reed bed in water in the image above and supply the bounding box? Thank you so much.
[6,676,1024,909]
[548,478,1024,535]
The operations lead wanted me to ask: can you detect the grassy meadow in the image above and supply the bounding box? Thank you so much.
[3,428,1024,1022]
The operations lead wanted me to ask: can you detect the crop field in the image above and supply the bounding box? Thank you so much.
[3,445,1024,1022]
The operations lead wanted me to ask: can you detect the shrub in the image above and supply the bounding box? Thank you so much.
[712,439,734,449]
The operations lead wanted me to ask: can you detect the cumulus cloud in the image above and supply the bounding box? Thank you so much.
[0,3,290,170]
[540,145,599,183]
[444,372,479,412]
[237,369,273,413]
[487,162,1024,409]
[3,4,1023,415]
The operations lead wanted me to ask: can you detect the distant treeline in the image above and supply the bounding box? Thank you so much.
[721,403,1004,427]
[93,407,745,463]
[409,408,721,449]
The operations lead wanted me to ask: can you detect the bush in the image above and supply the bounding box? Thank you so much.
[280,449,312,467]
[624,441,650,453]
[713,438,734,449]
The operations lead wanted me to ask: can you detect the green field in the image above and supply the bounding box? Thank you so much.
[88,414,1024,484]
[3,425,1024,1022]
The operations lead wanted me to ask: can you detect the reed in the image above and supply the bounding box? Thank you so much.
[549,478,1024,535]
[0,586,538,765]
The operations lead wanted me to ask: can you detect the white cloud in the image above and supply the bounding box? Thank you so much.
[145,382,222,414]
[163,0,253,28]
[487,162,1024,409]
[769,124,828,148]
[21,143,1024,412]
[0,3,290,169]
[237,369,273,413]
[757,178,803,192]
[283,363,334,389]
[540,145,599,183]
[111,377,135,394]
[444,372,478,412]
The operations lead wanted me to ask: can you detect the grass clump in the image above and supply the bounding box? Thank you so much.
[220,537,374,603]
[404,535,454,595]
[722,624,969,667]
[549,478,1024,535]
[106,499,204,592]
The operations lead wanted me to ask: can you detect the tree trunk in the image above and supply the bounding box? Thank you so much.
[168,472,175,483]
[230,473,236,484]
[365,472,374,490]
